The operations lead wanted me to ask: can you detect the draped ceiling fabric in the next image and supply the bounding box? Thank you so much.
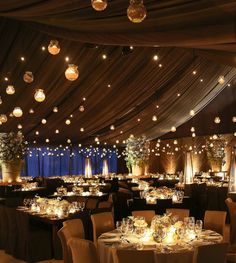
[0,1,235,145]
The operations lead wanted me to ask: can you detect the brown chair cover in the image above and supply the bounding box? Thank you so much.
[116,249,154,263]
[86,198,99,210]
[132,210,155,225]
[63,218,85,238]
[226,198,236,244]
[98,201,113,209]
[68,238,99,263]
[195,242,228,263]
[91,212,115,244]
[166,208,190,221]
[154,250,194,263]
[204,210,226,235]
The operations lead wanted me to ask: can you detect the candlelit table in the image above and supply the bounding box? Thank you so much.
[98,228,222,263]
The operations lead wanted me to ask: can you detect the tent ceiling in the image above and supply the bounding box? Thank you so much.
[0,1,235,145]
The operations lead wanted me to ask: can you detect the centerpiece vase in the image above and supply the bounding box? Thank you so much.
[1,160,21,183]
[132,164,145,176]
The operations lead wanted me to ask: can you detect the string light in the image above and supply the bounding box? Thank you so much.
[13,107,23,117]
[65,119,71,125]
[41,119,47,124]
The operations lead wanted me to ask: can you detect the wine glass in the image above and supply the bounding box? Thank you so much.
[195,220,203,238]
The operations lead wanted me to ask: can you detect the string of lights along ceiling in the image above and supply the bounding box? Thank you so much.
[0,0,235,147]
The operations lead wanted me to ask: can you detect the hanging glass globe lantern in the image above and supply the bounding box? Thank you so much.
[91,0,107,11]
[0,114,7,123]
[65,64,79,81]
[41,119,47,124]
[218,75,225,84]
[13,107,23,117]
[214,116,221,124]
[53,107,58,113]
[127,0,147,23]
[23,71,34,83]
[171,126,176,132]
[34,89,46,102]
[79,105,85,112]
[48,40,60,55]
[6,85,15,95]
[65,119,71,125]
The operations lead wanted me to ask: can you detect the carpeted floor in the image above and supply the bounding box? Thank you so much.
[0,250,63,263]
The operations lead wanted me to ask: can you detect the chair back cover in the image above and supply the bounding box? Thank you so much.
[63,218,85,239]
[91,212,114,244]
[68,238,99,263]
[226,198,236,244]
[204,210,226,235]
[195,242,228,263]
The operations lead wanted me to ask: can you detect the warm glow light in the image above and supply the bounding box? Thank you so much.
[110,125,115,130]
[127,0,147,23]
[189,110,195,116]
[192,70,197,75]
[80,127,84,132]
[13,107,23,117]
[65,119,71,125]
[152,115,157,122]
[6,85,15,95]
[65,64,79,81]
[79,105,85,112]
[48,40,60,55]
[171,126,176,132]
[41,119,47,124]
[0,114,7,123]
[29,108,34,114]
[218,75,225,84]
[34,89,45,102]
[91,0,107,11]
[23,71,34,83]
[85,158,92,178]
[102,159,109,175]
[153,54,159,61]
[55,129,59,134]
[184,151,194,184]
[214,117,221,124]
[53,107,58,113]
[191,127,195,132]
[102,54,107,60]
[232,116,236,123]
[17,124,22,129]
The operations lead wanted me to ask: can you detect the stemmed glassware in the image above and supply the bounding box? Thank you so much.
[195,220,203,238]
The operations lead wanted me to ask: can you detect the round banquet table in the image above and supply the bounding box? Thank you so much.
[98,229,223,263]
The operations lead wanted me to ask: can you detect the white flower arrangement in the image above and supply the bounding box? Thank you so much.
[124,135,150,172]
[0,132,26,162]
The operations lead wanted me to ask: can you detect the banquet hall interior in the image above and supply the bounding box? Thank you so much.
[0,1,236,263]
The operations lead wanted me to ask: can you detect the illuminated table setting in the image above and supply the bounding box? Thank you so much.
[98,214,222,263]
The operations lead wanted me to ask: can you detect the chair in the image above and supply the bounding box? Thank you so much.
[98,201,113,209]
[68,238,99,263]
[58,221,85,263]
[132,210,155,224]
[194,242,228,263]
[86,198,99,210]
[166,208,190,221]
[204,210,226,235]
[63,218,85,239]
[154,250,194,263]
[116,249,154,263]
[225,198,236,244]
[91,212,115,244]
[58,227,73,263]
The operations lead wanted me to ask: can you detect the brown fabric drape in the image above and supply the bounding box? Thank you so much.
[0,1,235,144]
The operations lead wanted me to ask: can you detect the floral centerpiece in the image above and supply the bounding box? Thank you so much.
[124,135,150,176]
[205,135,227,172]
[0,132,26,182]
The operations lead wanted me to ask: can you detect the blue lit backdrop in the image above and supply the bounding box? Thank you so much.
[22,146,118,177]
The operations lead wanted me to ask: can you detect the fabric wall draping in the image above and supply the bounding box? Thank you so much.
[0,1,235,144]
[22,146,117,177]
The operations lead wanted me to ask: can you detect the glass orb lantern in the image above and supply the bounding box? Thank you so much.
[0,114,7,123]
[127,0,147,23]
[79,105,85,112]
[91,0,107,11]
[65,64,79,81]
[13,107,23,117]
[34,89,46,102]
[23,71,34,83]
[6,85,15,95]
[48,40,60,55]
